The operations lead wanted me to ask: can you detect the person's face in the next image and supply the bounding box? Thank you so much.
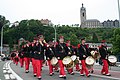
[102,43,106,46]
[39,37,44,41]
[82,40,86,44]
[67,42,70,46]
[27,44,29,47]
[33,40,36,43]
[24,45,26,47]
[59,38,64,43]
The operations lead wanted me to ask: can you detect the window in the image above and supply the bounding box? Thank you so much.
[83,13,84,17]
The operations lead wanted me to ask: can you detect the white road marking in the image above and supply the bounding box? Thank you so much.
[3,70,7,73]
[94,69,120,73]
[8,61,23,80]
[7,70,12,74]
[75,71,120,80]
[91,74,120,80]
[9,74,16,79]
[3,67,6,70]
[4,74,10,79]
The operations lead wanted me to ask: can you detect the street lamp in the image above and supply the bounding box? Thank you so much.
[118,0,120,27]
[53,25,57,43]
[0,21,19,55]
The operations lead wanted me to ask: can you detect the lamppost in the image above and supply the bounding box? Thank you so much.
[118,0,120,27]
[0,21,19,55]
[53,25,57,42]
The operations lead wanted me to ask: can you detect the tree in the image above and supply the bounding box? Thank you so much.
[111,28,120,55]
[92,32,98,43]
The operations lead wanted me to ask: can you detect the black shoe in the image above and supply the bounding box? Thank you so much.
[70,72,74,75]
[87,74,91,77]
[34,75,36,77]
[38,78,41,80]
[49,74,53,76]
[25,70,29,73]
[106,73,111,76]
[91,70,94,73]
[63,76,66,79]
[80,74,84,76]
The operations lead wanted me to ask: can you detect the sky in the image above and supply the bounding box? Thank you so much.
[0,0,119,25]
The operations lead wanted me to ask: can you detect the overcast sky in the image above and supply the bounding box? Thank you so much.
[0,0,119,25]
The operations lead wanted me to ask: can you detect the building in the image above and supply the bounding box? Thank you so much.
[80,4,102,28]
[82,19,102,28]
[40,19,52,26]
[102,19,119,28]
[80,3,119,28]
[80,3,86,24]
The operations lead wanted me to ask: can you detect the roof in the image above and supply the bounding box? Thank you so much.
[84,19,100,22]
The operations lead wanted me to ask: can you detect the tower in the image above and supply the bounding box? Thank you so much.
[80,3,86,26]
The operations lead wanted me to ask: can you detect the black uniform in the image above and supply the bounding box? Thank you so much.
[29,43,36,58]
[66,45,75,57]
[45,46,55,60]
[78,44,90,60]
[18,50,24,58]
[23,46,30,58]
[99,45,109,59]
[55,43,67,60]
[34,42,46,60]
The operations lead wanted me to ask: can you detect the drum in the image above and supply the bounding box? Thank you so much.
[51,57,58,66]
[90,50,100,59]
[108,55,117,66]
[85,56,95,69]
[71,55,79,64]
[62,56,74,69]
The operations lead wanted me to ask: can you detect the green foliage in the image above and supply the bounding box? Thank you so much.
[111,28,120,55]
[92,32,98,43]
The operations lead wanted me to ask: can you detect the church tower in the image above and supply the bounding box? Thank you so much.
[80,3,86,26]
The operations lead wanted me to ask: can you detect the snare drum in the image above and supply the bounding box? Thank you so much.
[85,56,95,69]
[51,57,58,66]
[62,56,74,69]
[90,50,100,59]
[108,55,117,66]
[71,55,79,64]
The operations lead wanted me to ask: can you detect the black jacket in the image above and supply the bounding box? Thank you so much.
[45,46,55,60]
[34,42,46,60]
[66,46,75,56]
[55,43,67,60]
[29,44,36,58]
[78,44,90,60]
[18,50,24,58]
[23,46,30,58]
[99,45,108,59]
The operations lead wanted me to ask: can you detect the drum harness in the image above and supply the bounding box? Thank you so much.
[81,44,88,57]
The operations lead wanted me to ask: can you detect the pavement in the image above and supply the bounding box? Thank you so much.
[1,60,120,80]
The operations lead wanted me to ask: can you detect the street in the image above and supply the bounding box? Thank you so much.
[0,60,120,80]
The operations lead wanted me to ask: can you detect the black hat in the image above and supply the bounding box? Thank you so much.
[81,38,85,41]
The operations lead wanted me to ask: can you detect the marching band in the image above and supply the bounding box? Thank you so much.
[10,34,115,80]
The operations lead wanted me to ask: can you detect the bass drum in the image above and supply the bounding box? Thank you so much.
[90,50,100,59]
[51,57,58,66]
[108,55,117,66]
[85,56,95,69]
[62,56,74,69]
[71,55,79,64]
